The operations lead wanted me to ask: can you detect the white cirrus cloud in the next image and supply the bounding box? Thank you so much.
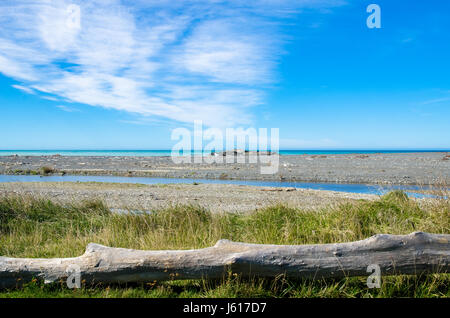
[0,0,345,126]
[11,84,35,94]
[56,104,79,112]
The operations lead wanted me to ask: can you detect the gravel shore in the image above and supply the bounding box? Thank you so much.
[0,182,378,213]
[0,152,449,185]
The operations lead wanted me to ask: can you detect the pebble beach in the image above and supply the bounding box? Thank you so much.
[0,152,448,212]
[1,152,449,185]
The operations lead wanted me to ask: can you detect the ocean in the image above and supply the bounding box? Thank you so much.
[0,150,447,156]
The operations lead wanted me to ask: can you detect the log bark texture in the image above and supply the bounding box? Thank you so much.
[1,232,449,289]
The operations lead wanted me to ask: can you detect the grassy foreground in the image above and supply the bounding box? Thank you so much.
[0,191,449,298]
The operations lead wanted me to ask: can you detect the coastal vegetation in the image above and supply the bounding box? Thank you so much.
[39,166,55,175]
[9,167,57,176]
[0,191,448,298]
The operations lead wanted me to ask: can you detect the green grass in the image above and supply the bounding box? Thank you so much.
[9,167,57,176]
[0,191,448,298]
[11,169,39,175]
[39,166,55,175]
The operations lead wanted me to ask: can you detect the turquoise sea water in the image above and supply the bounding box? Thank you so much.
[0,150,448,156]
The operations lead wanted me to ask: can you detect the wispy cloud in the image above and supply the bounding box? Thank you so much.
[12,84,35,95]
[280,138,338,149]
[421,97,450,105]
[0,0,345,126]
[56,104,79,112]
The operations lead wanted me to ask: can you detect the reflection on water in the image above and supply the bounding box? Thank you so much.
[0,174,445,198]
[0,175,442,198]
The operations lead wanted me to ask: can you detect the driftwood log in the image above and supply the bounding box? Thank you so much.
[1,232,449,289]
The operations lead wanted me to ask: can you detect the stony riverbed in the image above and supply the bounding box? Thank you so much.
[0,152,449,185]
[0,181,379,213]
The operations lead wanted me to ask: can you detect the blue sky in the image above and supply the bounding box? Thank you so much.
[0,0,449,150]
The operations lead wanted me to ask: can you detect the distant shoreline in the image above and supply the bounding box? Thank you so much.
[0,152,449,185]
[0,149,448,157]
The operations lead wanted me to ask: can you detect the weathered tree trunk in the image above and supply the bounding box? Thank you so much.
[1,232,449,289]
